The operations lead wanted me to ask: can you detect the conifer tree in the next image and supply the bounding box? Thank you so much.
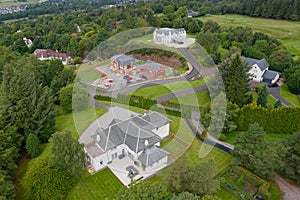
[219,54,249,107]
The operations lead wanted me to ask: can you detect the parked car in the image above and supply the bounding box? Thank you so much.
[126,76,132,81]
[268,83,278,88]
[123,75,129,79]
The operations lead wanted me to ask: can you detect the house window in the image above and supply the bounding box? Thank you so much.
[100,161,103,165]
[112,153,117,160]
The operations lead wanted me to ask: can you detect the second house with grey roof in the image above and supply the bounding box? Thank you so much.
[242,57,280,84]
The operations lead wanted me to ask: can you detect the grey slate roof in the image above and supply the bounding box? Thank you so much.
[263,70,279,80]
[116,54,136,67]
[155,28,185,35]
[141,111,171,129]
[242,57,269,71]
[91,112,170,153]
[138,145,169,167]
[145,60,162,70]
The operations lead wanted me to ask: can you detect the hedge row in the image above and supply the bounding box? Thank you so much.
[237,103,300,134]
[233,166,271,200]
[95,94,183,117]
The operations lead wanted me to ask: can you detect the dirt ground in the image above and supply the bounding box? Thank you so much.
[275,173,300,200]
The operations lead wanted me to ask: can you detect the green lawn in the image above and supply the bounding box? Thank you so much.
[214,189,239,200]
[130,79,207,99]
[224,132,291,145]
[16,107,108,199]
[67,169,124,200]
[56,106,107,139]
[78,68,102,82]
[280,84,300,107]
[268,180,283,200]
[167,90,211,107]
[0,0,47,7]
[199,14,300,59]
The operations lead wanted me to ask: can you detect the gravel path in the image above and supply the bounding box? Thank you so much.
[275,173,300,200]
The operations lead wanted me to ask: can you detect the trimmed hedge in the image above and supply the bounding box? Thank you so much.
[237,103,300,134]
[95,94,184,117]
[233,166,271,200]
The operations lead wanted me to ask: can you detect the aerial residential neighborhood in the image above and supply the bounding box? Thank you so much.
[0,0,300,200]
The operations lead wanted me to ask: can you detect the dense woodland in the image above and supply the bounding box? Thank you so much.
[0,0,300,199]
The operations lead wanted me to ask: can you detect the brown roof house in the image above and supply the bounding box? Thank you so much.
[33,49,72,65]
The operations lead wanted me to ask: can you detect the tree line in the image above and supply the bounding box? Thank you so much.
[0,48,78,199]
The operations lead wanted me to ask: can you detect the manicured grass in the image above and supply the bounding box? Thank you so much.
[280,84,300,107]
[265,134,291,141]
[199,14,300,59]
[16,107,108,199]
[0,0,47,7]
[268,180,282,200]
[78,68,102,82]
[224,132,291,145]
[130,79,207,99]
[167,90,211,107]
[214,189,239,200]
[67,169,124,200]
[55,106,107,139]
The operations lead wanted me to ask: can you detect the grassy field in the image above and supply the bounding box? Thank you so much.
[55,106,107,139]
[280,84,300,107]
[224,132,291,145]
[199,14,300,59]
[167,90,211,107]
[130,79,207,99]
[78,68,102,82]
[0,0,47,7]
[67,169,124,200]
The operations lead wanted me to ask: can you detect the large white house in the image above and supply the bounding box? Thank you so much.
[242,57,280,84]
[153,28,186,45]
[80,107,170,172]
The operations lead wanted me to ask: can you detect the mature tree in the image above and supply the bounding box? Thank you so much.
[166,158,219,197]
[176,6,188,18]
[253,140,287,178]
[22,156,77,200]
[269,49,294,72]
[219,54,249,107]
[222,102,239,133]
[283,132,300,183]
[0,170,15,200]
[247,93,254,104]
[49,130,85,177]
[115,182,171,200]
[25,133,41,158]
[196,32,219,56]
[59,84,73,113]
[0,129,21,172]
[0,59,56,142]
[0,46,20,83]
[59,83,89,113]
[46,59,64,87]
[50,68,75,97]
[274,100,282,108]
[257,85,269,108]
[233,123,266,171]
[284,65,300,95]
[72,83,90,112]
[191,160,220,196]
[171,192,200,200]
[233,122,285,178]
[202,21,220,33]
